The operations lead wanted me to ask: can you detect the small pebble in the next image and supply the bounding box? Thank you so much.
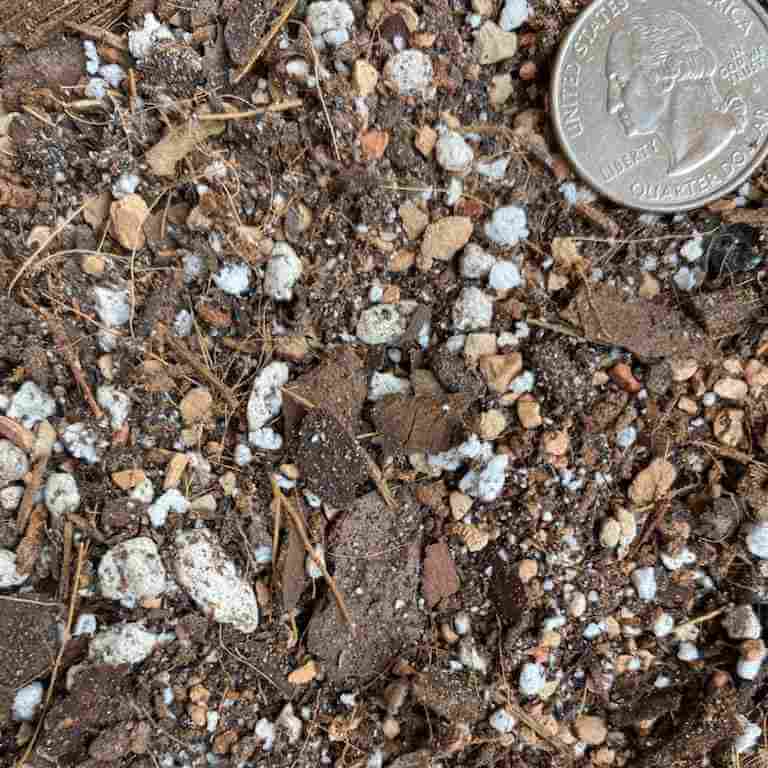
[489,707,516,733]
[484,205,529,246]
[631,566,657,601]
[519,662,545,697]
[488,260,522,291]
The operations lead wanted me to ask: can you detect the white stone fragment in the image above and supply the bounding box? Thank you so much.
[74,613,97,636]
[0,485,23,512]
[99,537,167,607]
[460,244,495,279]
[214,262,251,295]
[175,528,260,632]
[111,172,140,199]
[488,260,521,290]
[247,362,290,433]
[519,662,545,697]
[631,566,657,601]
[90,622,172,665]
[436,132,474,175]
[652,612,674,638]
[681,237,704,263]
[499,0,530,31]
[8,382,56,426]
[45,472,80,518]
[677,642,700,661]
[131,477,155,504]
[278,703,303,744]
[0,440,29,489]
[264,242,302,301]
[459,454,508,502]
[453,286,493,331]
[97,386,131,430]
[234,444,253,466]
[173,309,193,337]
[0,549,27,588]
[458,637,488,674]
[659,547,696,571]
[357,304,405,344]
[99,64,126,88]
[85,78,107,99]
[61,424,99,464]
[12,682,44,722]
[306,0,355,48]
[489,707,516,733]
[738,656,764,681]
[428,434,494,472]
[148,489,189,528]
[368,372,412,401]
[485,205,529,246]
[182,252,205,283]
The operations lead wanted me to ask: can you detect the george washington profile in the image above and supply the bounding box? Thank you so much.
[605,10,748,176]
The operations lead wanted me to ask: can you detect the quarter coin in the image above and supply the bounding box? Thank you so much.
[550,0,768,212]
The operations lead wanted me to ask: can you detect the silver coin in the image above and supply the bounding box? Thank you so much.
[550,0,768,212]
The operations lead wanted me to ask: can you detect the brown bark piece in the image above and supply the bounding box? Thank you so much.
[422,541,459,608]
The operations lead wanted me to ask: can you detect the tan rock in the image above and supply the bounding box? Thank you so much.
[288,659,319,685]
[180,388,213,425]
[517,396,542,429]
[574,715,607,746]
[714,408,745,448]
[111,469,147,490]
[542,430,569,457]
[449,491,473,521]
[188,704,208,727]
[745,359,768,389]
[275,335,310,362]
[677,396,698,415]
[478,409,507,440]
[670,357,698,382]
[471,0,494,14]
[421,217,473,262]
[479,352,522,393]
[489,73,513,107]
[415,124,438,157]
[464,332,497,366]
[547,272,569,292]
[389,249,415,272]
[400,203,429,240]
[353,59,379,97]
[639,272,660,298]
[714,377,748,402]
[80,253,105,275]
[474,21,518,65]
[164,452,189,489]
[110,194,149,250]
[518,558,538,583]
[600,518,621,549]
[361,129,389,160]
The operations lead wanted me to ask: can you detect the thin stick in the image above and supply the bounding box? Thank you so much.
[64,22,128,51]
[675,606,727,634]
[8,204,85,294]
[17,455,49,534]
[232,0,299,84]
[44,311,104,420]
[59,521,74,602]
[271,478,355,633]
[197,100,303,120]
[17,542,87,766]
[271,494,282,570]
[161,325,239,410]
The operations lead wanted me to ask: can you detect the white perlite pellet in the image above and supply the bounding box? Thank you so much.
[385,50,434,97]
[7,382,56,425]
[99,537,167,607]
[214,262,251,295]
[247,362,290,437]
[484,205,529,246]
[0,440,29,489]
[519,662,545,697]
[452,287,493,331]
[747,521,768,559]
[368,372,412,401]
[459,454,508,502]
[175,528,260,633]
[631,566,657,601]
[306,0,355,48]
[489,707,516,733]
[460,244,496,279]
[148,489,189,528]
[436,132,474,175]
[45,472,81,519]
[90,622,173,666]
[0,549,27,588]
[357,305,405,344]
[12,682,44,722]
[264,242,303,301]
[498,0,531,31]
[488,260,521,290]
[723,605,762,640]
[97,386,131,430]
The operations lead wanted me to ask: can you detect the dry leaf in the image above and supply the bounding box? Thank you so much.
[145,115,226,178]
[287,659,318,685]
[629,458,677,505]
[83,190,112,231]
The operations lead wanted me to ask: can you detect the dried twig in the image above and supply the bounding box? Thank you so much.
[18,541,88,766]
[64,21,128,51]
[271,477,355,633]
[16,504,46,575]
[160,325,239,410]
[17,455,50,534]
[44,311,104,420]
[574,201,621,238]
[59,521,73,603]
[197,99,303,121]
[8,204,85,294]
[232,0,299,84]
